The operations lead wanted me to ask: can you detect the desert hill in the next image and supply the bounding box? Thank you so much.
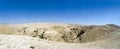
[0,23,120,49]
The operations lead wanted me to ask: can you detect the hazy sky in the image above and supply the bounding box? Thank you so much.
[0,0,120,25]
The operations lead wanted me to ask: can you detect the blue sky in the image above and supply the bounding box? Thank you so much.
[0,0,120,25]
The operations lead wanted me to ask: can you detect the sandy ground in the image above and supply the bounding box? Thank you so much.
[0,31,120,49]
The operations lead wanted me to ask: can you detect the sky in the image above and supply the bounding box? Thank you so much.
[0,0,120,25]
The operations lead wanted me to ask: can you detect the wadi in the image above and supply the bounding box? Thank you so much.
[0,23,120,49]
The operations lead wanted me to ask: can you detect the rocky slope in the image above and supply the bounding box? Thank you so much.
[0,23,120,49]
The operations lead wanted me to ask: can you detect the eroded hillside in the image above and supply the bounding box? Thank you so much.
[0,23,119,43]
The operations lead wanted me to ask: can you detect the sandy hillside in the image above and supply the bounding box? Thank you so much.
[0,23,120,49]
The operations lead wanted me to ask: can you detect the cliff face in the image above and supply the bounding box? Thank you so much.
[0,23,119,43]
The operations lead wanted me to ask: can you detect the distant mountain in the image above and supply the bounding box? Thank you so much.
[105,24,120,29]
